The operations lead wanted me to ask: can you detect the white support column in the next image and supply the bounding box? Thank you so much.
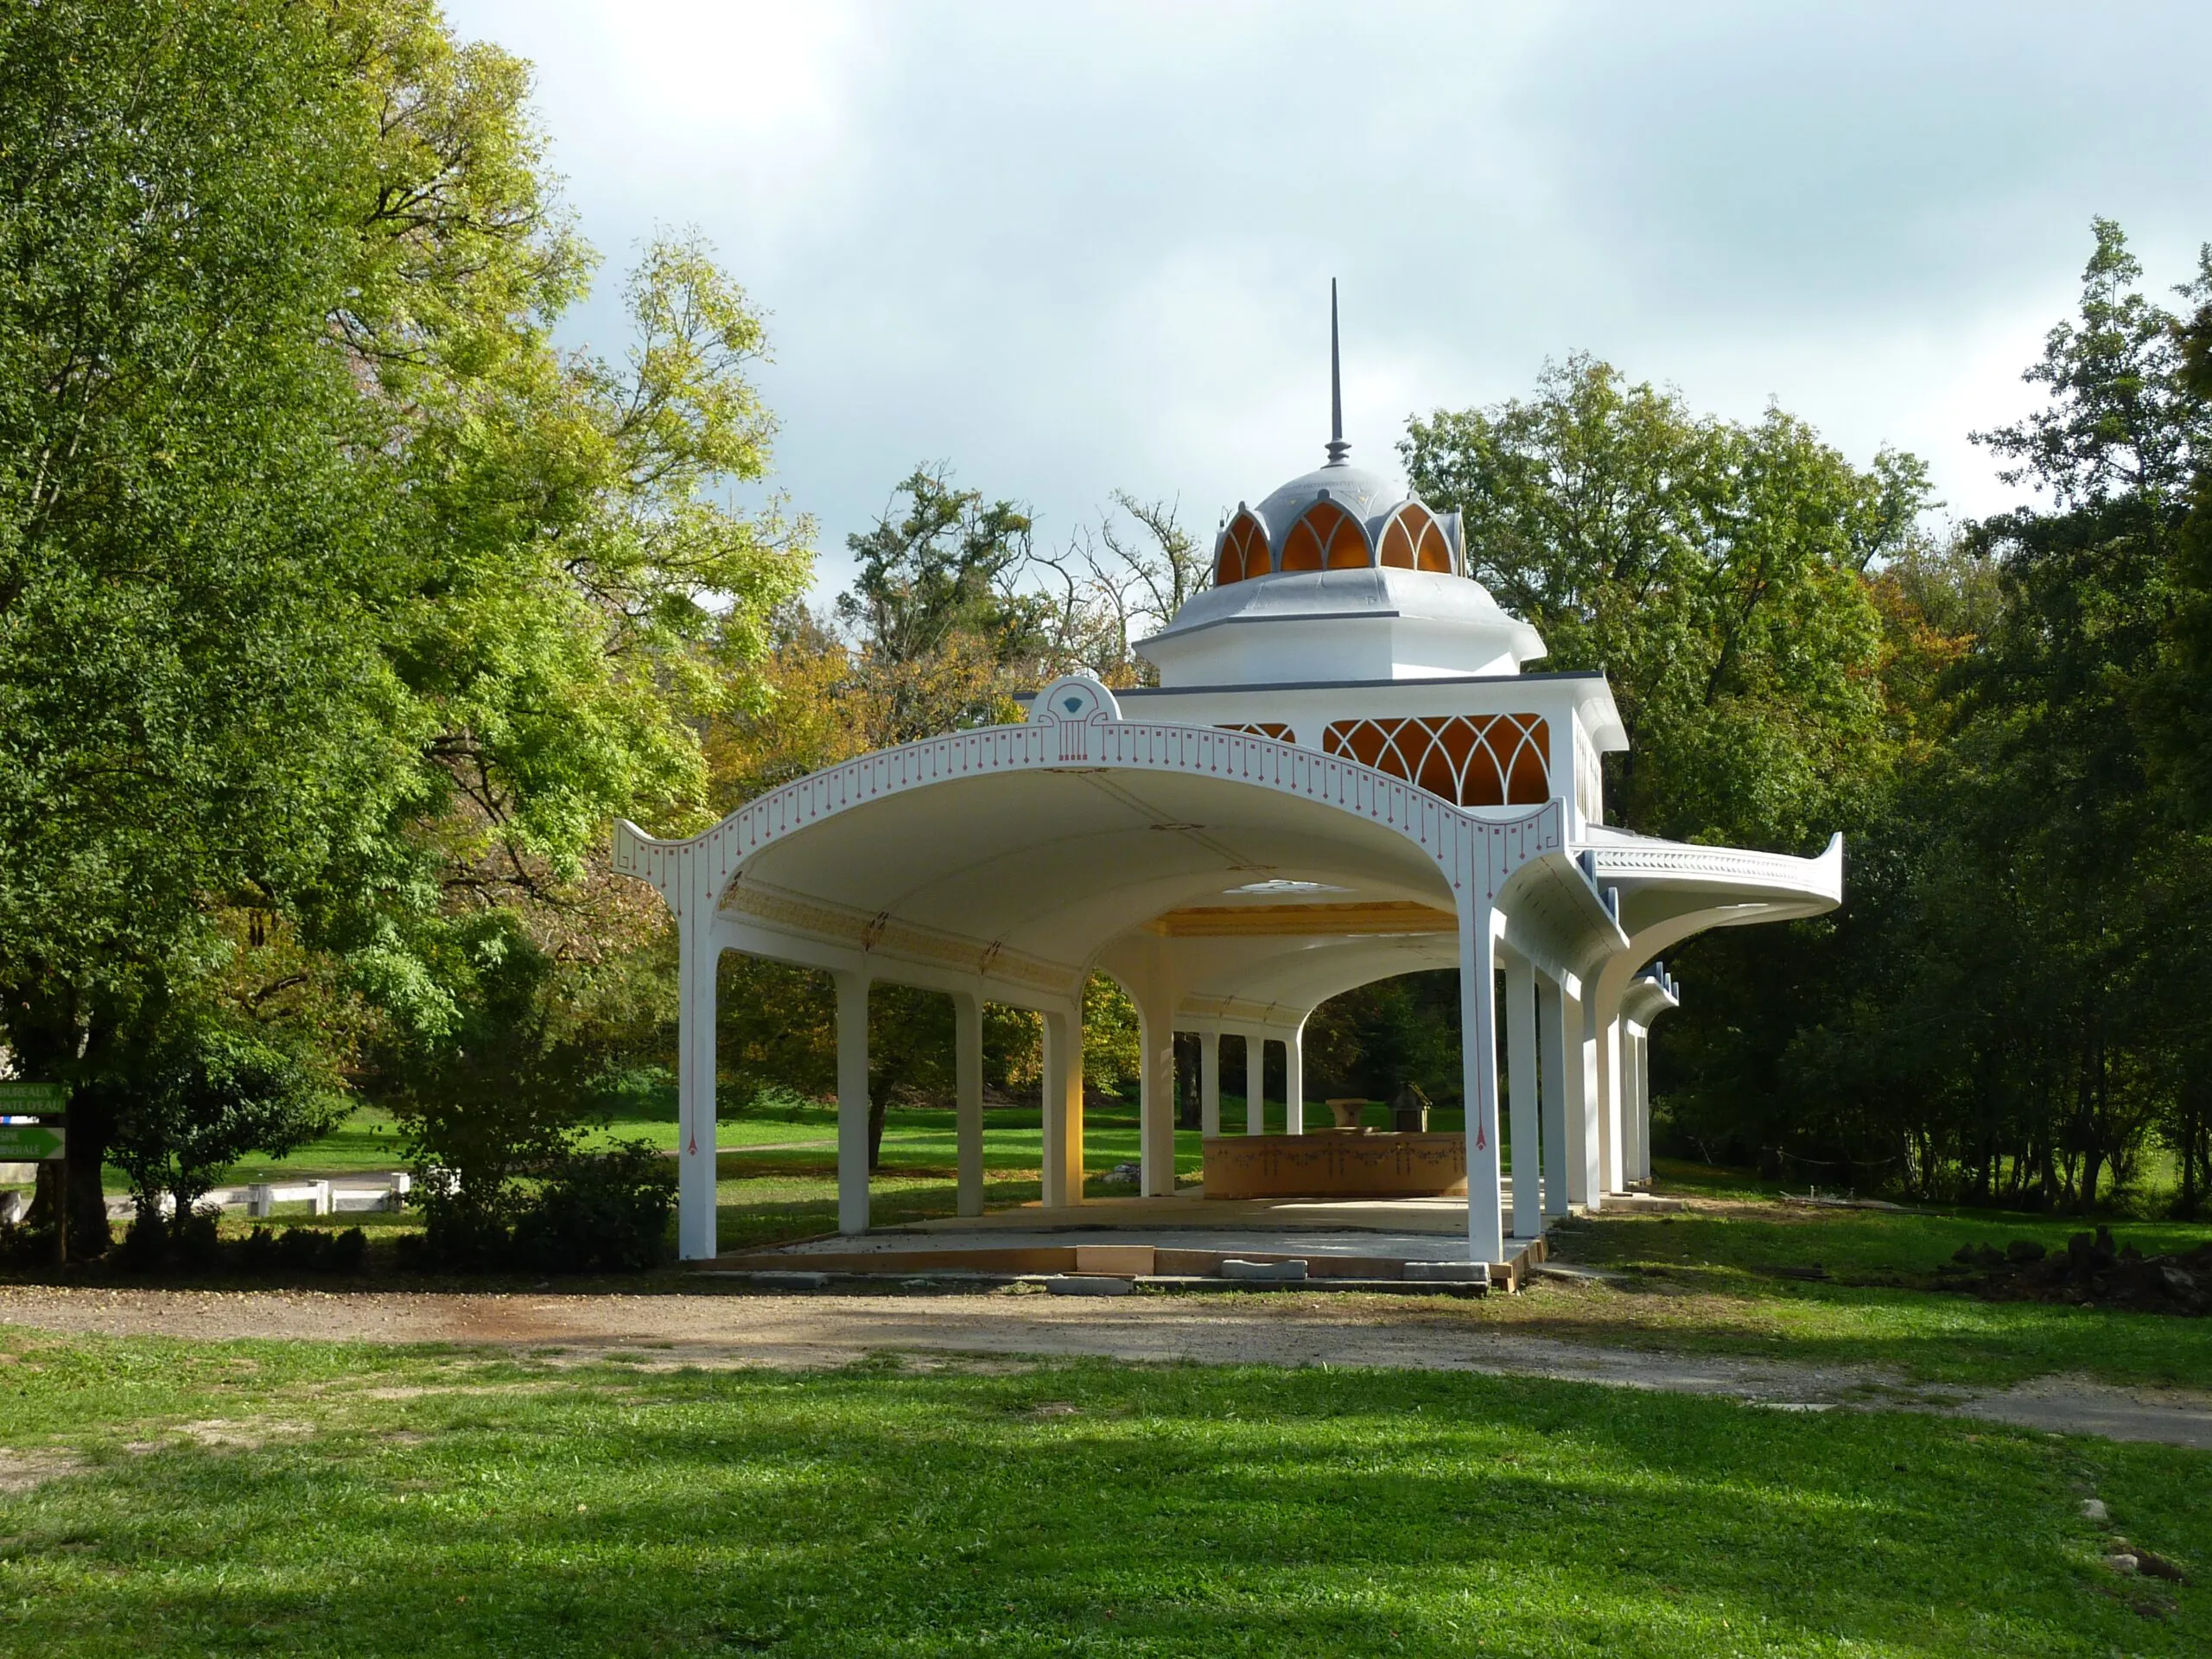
[1199,1030,1221,1138]
[676,931,720,1261]
[1536,976,1573,1219]
[1576,988,1604,1212]
[1459,904,1505,1266]
[1136,995,1177,1198]
[1620,1024,1645,1189]
[1596,1010,1625,1196]
[1283,1023,1306,1136]
[954,992,984,1218]
[1505,957,1541,1241]
[1244,1032,1265,1135]
[835,970,871,1236]
[1637,1035,1654,1185]
[1628,1035,1645,1185]
[1041,1007,1083,1209]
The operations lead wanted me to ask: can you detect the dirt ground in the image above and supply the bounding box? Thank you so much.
[3,1283,2209,1448]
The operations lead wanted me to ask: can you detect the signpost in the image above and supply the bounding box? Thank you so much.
[0,1124,63,1161]
[0,1082,67,1115]
[0,1083,67,1266]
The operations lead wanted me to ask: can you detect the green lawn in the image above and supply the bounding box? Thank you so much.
[207,1090,1466,1185]
[0,1334,2201,1656]
[61,1119,2212,1397]
[1508,1164,2212,1391]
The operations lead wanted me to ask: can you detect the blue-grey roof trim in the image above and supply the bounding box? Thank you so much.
[1012,668,1613,702]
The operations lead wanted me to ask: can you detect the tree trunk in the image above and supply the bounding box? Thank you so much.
[867,1089,888,1173]
[1174,1033,1200,1131]
[9,1006,111,1259]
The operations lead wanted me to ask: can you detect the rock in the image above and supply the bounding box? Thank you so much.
[2081,1497,2108,1522]
[1404,1261,1489,1284]
[2006,1239,2046,1264]
[1974,1243,2005,1268]
[751,1270,830,1291]
[1047,1275,1132,1297]
[1952,1243,1978,1265]
[2107,1553,2139,1576]
[1220,1258,1308,1281]
[2158,1264,2198,1299]
[2136,1548,2189,1584]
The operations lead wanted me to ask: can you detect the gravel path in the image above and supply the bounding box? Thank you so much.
[3,1285,2206,1448]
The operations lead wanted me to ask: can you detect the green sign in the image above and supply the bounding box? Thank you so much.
[0,1083,67,1112]
[0,1126,64,1161]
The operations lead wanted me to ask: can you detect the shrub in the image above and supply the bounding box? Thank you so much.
[235,1224,366,1275]
[425,1196,513,1268]
[106,1013,343,1253]
[509,1143,675,1273]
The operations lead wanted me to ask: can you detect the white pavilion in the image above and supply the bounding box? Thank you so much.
[617,332,1840,1271]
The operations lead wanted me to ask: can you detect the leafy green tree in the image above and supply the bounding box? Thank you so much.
[107,1014,341,1241]
[0,0,807,1247]
[836,467,1051,741]
[1707,222,2212,1211]
[1404,357,1929,851]
[0,0,417,1246]
[363,911,599,1249]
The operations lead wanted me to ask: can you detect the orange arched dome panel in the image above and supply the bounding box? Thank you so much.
[1378,504,1453,572]
[1280,499,1368,572]
[1212,512,1271,586]
[1322,714,1550,807]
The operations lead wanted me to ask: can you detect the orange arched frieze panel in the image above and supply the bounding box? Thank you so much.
[1379,503,1453,572]
[1212,511,1272,586]
[1415,512,1452,572]
[1321,715,1551,807]
[1279,499,1370,572]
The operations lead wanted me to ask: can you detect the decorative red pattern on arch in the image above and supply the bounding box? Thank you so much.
[1321,715,1550,807]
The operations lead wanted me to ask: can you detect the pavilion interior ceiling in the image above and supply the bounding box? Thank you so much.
[721,766,1462,988]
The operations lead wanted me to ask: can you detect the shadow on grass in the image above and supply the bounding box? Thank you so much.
[3,1357,2201,1656]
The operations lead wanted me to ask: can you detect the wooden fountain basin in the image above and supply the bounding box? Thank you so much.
[1201,1128,1468,1200]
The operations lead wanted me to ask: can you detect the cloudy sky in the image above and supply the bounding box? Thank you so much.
[446,0,2212,601]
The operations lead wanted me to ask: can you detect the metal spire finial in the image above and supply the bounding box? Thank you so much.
[1325,278,1350,464]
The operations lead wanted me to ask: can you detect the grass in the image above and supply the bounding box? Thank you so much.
[1480,1166,2212,1392]
[49,1118,2212,1397]
[0,1334,2202,1656]
[203,1090,1470,1185]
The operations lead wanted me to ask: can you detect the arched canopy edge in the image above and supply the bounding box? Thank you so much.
[616,690,1569,925]
[1496,850,1631,983]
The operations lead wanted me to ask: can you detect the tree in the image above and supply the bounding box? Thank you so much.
[1403,356,1929,852]
[1704,222,2212,1211]
[0,1,809,1247]
[836,467,1048,742]
[107,1014,340,1243]
[1034,493,1207,683]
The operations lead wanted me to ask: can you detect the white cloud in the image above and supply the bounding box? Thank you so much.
[445,0,2212,595]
